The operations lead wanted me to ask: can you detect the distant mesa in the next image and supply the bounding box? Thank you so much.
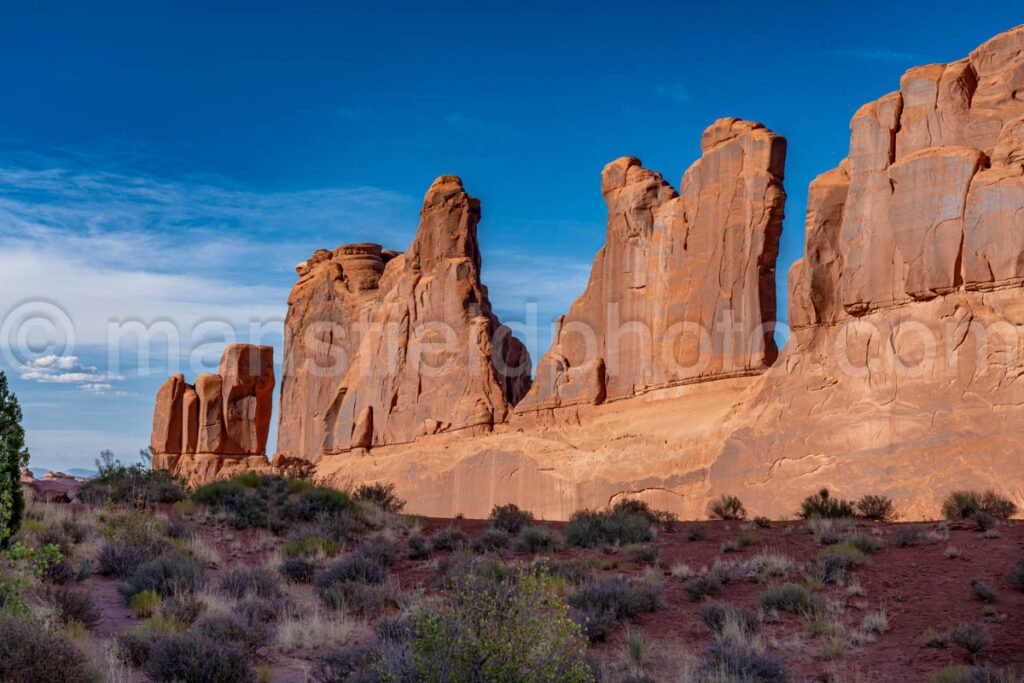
[151,25,1024,520]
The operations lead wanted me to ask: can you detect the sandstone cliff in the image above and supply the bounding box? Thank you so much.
[151,344,276,484]
[516,119,786,412]
[714,24,1024,516]
[275,176,531,461]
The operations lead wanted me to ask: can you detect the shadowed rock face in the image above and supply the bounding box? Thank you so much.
[150,344,275,483]
[516,118,786,412]
[274,176,532,461]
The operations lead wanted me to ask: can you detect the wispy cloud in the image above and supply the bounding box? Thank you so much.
[829,47,925,63]
[654,83,692,103]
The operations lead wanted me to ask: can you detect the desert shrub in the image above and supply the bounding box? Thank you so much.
[489,503,536,534]
[319,580,400,616]
[473,527,511,553]
[948,622,991,663]
[143,632,254,683]
[410,572,591,681]
[353,482,406,513]
[610,499,677,530]
[280,558,315,584]
[431,527,469,552]
[77,451,186,507]
[282,534,341,559]
[699,601,762,639]
[130,589,161,617]
[694,641,786,682]
[357,536,399,567]
[799,488,854,519]
[299,487,358,517]
[927,665,1023,683]
[856,494,898,521]
[219,565,281,600]
[312,644,384,682]
[625,543,658,566]
[515,524,565,554]
[567,575,664,641]
[1006,554,1024,591]
[893,525,932,547]
[760,583,816,614]
[50,587,101,627]
[942,490,1018,521]
[753,516,772,528]
[97,535,169,578]
[565,508,652,547]
[862,608,890,635]
[815,544,864,584]
[543,558,595,586]
[316,554,388,588]
[707,494,747,521]
[722,531,756,554]
[195,612,270,653]
[120,555,207,600]
[686,524,707,541]
[436,555,515,591]
[407,535,432,560]
[968,579,997,604]
[43,556,76,585]
[683,575,723,602]
[116,630,161,668]
[844,533,884,554]
[0,542,61,613]
[0,612,99,682]
[192,478,246,506]
[919,627,949,649]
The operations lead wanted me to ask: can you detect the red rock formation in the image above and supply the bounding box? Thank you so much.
[150,344,275,483]
[275,176,531,461]
[717,25,1024,517]
[516,118,785,412]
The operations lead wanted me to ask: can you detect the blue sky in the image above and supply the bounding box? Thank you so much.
[0,1,1019,471]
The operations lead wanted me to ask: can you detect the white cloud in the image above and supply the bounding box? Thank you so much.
[19,354,123,385]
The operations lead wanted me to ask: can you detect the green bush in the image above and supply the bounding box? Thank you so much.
[143,632,254,683]
[942,490,1018,521]
[0,372,29,547]
[473,527,511,553]
[78,450,185,507]
[413,572,591,681]
[694,641,786,682]
[282,534,341,559]
[565,507,652,547]
[707,495,747,521]
[219,566,281,600]
[194,612,270,653]
[625,543,658,566]
[515,525,565,554]
[798,489,854,519]
[120,555,207,600]
[759,583,817,614]
[353,482,406,513]
[699,601,762,639]
[431,527,470,552]
[279,558,315,584]
[0,612,99,682]
[130,589,161,617]
[489,503,536,534]
[50,587,101,627]
[683,575,723,602]
[856,495,898,521]
[1006,554,1024,591]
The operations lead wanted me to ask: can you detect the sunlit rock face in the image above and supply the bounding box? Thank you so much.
[274,175,531,462]
[516,118,786,413]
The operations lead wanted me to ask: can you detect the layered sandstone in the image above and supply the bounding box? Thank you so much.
[150,344,276,484]
[275,176,531,461]
[516,118,786,412]
[718,24,1024,517]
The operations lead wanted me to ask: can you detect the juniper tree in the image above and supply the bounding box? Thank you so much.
[0,371,30,547]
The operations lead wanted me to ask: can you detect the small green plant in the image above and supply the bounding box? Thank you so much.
[799,488,854,519]
[130,589,161,618]
[707,495,746,521]
[281,535,341,559]
[855,495,898,521]
[760,582,816,614]
[683,575,723,602]
[622,627,653,678]
[722,531,756,553]
[861,609,890,635]
[918,626,948,649]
